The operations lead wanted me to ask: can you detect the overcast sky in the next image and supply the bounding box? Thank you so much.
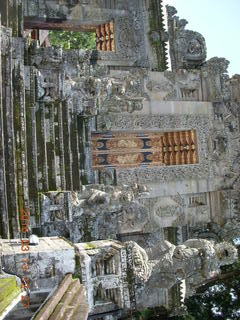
[162,0,240,76]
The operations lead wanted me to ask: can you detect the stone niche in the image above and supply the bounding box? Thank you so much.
[76,240,130,315]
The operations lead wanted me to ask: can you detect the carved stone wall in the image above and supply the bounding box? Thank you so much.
[97,114,213,184]
[0,0,240,317]
[146,70,203,102]
[40,185,150,242]
[23,0,156,68]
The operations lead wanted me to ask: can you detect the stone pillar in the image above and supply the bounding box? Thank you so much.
[0,20,10,238]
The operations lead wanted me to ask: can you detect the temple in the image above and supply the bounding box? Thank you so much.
[0,0,239,319]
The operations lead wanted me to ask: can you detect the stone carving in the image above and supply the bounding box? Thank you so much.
[1,28,12,56]
[77,240,130,314]
[210,101,240,189]
[97,114,212,184]
[126,241,151,283]
[146,70,201,101]
[175,71,201,100]
[99,71,147,114]
[41,184,150,242]
[146,76,176,100]
[191,219,240,243]
[202,57,230,102]
[153,197,185,228]
[167,6,206,70]
[63,75,101,115]
[116,14,146,61]
[62,70,147,115]
[37,72,59,102]
[219,219,240,242]
[40,192,70,223]
[228,74,240,102]
[31,46,63,67]
[128,239,237,293]
[118,203,149,234]
[3,0,240,317]
[80,183,148,210]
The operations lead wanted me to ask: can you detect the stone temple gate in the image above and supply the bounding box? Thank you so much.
[0,0,240,319]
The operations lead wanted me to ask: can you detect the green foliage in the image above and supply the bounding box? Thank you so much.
[176,258,240,320]
[136,309,154,319]
[48,31,96,50]
[133,307,170,320]
[84,242,97,250]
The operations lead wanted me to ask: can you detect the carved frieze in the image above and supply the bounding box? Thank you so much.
[97,114,213,183]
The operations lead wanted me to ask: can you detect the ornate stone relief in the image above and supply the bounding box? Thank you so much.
[97,114,213,184]
[146,70,202,101]
[127,238,237,295]
[98,70,147,114]
[167,6,206,71]
[227,74,240,102]
[211,101,240,189]
[115,12,148,66]
[37,71,60,102]
[190,217,240,243]
[152,197,185,228]
[202,57,230,102]
[40,184,150,242]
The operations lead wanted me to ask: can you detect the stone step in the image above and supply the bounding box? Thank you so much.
[71,303,89,320]
[33,274,73,320]
[60,306,75,320]
[48,279,81,320]
[68,285,89,320]
[69,284,87,307]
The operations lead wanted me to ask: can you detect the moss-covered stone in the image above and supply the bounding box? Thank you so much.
[0,277,21,315]
[84,242,97,250]
[148,0,168,71]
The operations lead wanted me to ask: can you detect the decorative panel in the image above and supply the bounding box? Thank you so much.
[188,193,207,207]
[96,21,115,51]
[92,130,198,169]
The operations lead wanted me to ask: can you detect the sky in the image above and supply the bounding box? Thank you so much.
[162,0,240,76]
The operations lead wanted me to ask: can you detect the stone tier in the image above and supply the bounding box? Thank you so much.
[33,274,89,320]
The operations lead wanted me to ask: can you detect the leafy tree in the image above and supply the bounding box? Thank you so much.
[176,258,240,320]
[48,30,96,50]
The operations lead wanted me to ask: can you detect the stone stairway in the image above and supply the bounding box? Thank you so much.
[33,274,89,320]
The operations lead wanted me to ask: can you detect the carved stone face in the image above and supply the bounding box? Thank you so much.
[175,30,206,68]
[188,39,202,55]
